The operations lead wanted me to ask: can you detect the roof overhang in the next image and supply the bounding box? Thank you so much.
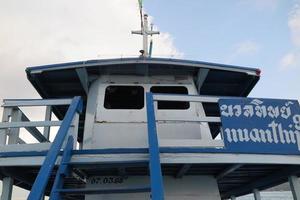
[26,57,261,141]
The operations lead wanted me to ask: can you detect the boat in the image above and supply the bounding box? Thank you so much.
[0,2,300,200]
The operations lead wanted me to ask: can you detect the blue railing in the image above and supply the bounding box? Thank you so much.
[146,93,165,200]
[27,96,83,200]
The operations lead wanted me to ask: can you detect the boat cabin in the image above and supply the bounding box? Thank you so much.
[1,57,300,200]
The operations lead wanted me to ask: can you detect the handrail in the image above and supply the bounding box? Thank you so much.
[27,96,83,200]
[146,92,224,149]
[146,93,165,200]
[152,93,220,103]
[0,98,74,145]
[152,93,221,124]
[0,121,62,129]
[2,98,72,107]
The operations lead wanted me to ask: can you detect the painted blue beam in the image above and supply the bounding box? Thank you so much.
[27,96,82,200]
[146,92,165,200]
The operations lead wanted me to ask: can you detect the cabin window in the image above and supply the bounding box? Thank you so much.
[150,86,190,110]
[104,86,144,109]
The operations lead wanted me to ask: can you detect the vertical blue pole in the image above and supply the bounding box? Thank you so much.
[146,92,164,200]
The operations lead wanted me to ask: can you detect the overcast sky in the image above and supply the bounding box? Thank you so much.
[0,0,300,199]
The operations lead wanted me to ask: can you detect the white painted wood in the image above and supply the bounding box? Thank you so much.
[7,109,22,144]
[0,121,62,128]
[253,189,261,200]
[289,175,300,200]
[43,105,52,140]
[0,177,13,200]
[153,94,219,103]
[82,78,99,149]
[2,153,300,167]
[87,76,216,149]
[64,113,79,149]
[156,116,221,123]
[70,153,300,165]
[2,98,72,107]
[0,156,61,167]
[0,143,51,153]
[159,139,224,148]
[0,108,11,146]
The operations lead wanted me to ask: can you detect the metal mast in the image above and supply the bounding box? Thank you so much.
[132,1,159,57]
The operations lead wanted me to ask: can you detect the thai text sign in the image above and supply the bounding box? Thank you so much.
[219,98,300,154]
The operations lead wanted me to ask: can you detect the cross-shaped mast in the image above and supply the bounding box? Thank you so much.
[132,12,160,57]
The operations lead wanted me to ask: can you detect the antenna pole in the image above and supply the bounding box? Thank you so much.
[143,14,149,56]
[132,4,160,57]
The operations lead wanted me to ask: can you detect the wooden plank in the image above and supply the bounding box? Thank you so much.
[153,94,219,103]
[8,109,22,144]
[2,99,72,107]
[159,139,224,148]
[156,116,221,123]
[43,106,52,140]
[0,143,51,153]
[0,108,12,145]
[0,121,62,129]
[0,177,13,200]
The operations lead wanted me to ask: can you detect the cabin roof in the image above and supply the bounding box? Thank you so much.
[25,57,260,142]
[26,57,259,73]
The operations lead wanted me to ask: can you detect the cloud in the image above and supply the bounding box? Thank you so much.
[279,3,300,70]
[0,0,182,198]
[226,40,260,63]
[0,0,182,99]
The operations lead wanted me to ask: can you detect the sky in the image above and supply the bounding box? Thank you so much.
[0,0,300,199]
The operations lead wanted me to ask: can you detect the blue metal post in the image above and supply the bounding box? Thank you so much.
[146,92,164,200]
[28,97,82,200]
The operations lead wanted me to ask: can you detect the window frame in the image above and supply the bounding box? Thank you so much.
[150,85,190,110]
[103,85,145,110]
